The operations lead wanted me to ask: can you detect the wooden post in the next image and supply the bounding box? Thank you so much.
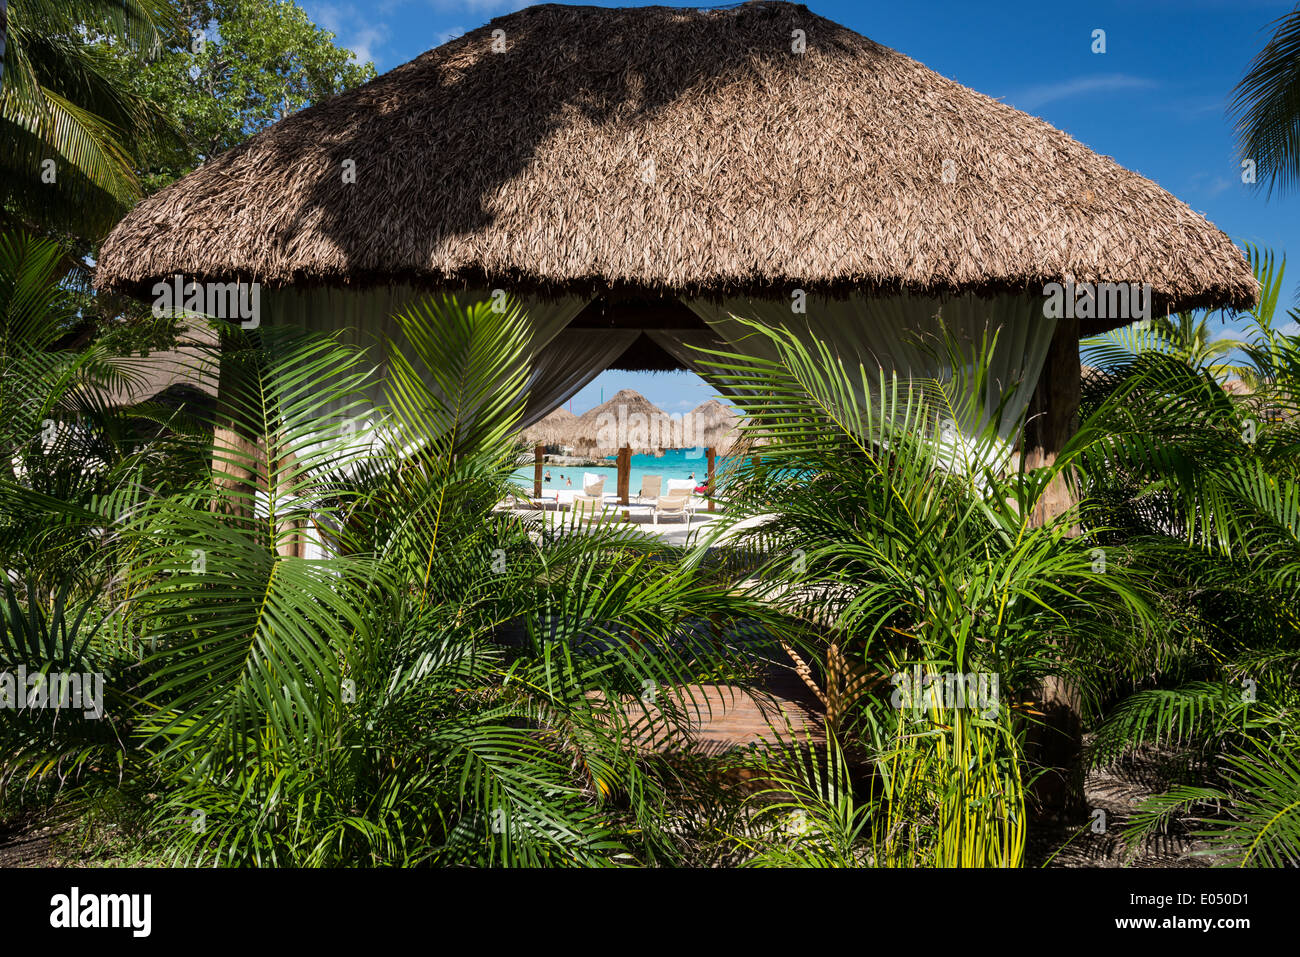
[1023,314,1081,525]
[274,447,305,558]
[706,446,716,512]
[534,444,544,498]
[617,445,631,518]
[1023,313,1085,822]
[211,329,259,520]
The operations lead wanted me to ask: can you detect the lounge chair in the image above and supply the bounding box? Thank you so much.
[635,475,662,504]
[652,489,694,529]
[582,472,606,498]
[571,494,606,524]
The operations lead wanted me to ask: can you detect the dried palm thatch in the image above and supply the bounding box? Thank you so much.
[572,389,672,454]
[95,2,1255,313]
[519,406,577,447]
[691,399,741,454]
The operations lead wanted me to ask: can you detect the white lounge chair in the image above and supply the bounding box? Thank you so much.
[571,493,606,524]
[635,475,662,504]
[652,489,694,528]
[582,472,606,498]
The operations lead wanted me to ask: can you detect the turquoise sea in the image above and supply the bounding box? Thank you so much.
[511,447,732,493]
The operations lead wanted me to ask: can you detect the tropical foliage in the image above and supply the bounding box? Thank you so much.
[1233,4,1300,196]
[0,0,178,239]
[1076,247,1300,866]
[2,221,1299,867]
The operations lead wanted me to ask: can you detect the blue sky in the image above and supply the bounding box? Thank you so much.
[300,0,1300,414]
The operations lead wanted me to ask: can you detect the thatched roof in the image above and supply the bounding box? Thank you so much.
[520,390,741,453]
[573,389,669,453]
[520,406,577,447]
[691,399,741,454]
[94,2,1255,314]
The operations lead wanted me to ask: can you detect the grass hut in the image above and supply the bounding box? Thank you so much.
[94,0,1257,517]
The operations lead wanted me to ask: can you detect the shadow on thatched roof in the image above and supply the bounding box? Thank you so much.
[95,2,1255,314]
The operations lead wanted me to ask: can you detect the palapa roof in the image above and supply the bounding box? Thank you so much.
[521,391,741,453]
[95,1,1256,314]
[521,407,578,447]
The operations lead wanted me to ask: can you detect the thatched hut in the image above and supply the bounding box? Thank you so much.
[94,0,1256,517]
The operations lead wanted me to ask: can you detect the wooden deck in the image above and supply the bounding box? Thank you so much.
[591,668,826,754]
[681,673,825,751]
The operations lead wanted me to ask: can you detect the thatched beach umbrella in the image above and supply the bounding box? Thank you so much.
[691,400,741,456]
[520,407,578,450]
[94,0,1256,513]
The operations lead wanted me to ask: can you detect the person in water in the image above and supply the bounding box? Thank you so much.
[565,476,572,487]
[544,470,552,483]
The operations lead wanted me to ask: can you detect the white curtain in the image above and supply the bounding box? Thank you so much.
[265,285,590,421]
[521,329,640,428]
[259,285,590,559]
[681,292,1056,450]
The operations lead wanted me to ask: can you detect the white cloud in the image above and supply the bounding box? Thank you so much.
[347,25,388,65]
[301,2,388,67]
[428,0,537,13]
[1210,323,1249,342]
[309,2,347,33]
[1004,74,1158,111]
[437,26,467,44]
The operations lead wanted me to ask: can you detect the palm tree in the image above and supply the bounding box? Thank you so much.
[690,321,1160,865]
[0,0,176,238]
[0,227,208,797]
[2,288,777,866]
[1232,5,1300,196]
[1075,251,1300,866]
[1082,311,1248,381]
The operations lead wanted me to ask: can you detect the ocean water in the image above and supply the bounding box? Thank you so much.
[511,447,732,494]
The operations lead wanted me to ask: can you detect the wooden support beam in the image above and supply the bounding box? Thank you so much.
[1022,313,1086,822]
[617,446,631,518]
[534,444,544,498]
[211,330,259,520]
[1023,313,1081,526]
[706,446,716,512]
